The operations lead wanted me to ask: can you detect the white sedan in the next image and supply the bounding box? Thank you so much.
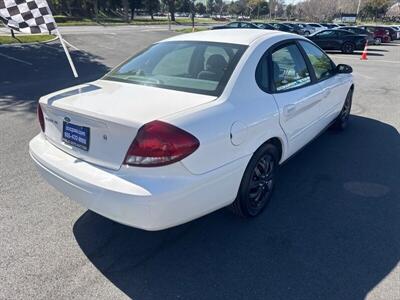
[29,29,354,230]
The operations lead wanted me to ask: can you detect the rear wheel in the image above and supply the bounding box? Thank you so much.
[374,37,382,45]
[230,143,279,217]
[342,42,355,54]
[331,89,353,131]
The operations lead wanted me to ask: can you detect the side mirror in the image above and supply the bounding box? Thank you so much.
[336,64,353,74]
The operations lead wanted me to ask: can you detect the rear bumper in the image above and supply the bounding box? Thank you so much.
[29,134,247,230]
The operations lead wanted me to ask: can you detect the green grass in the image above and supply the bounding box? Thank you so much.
[175,27,208,33]
[0,34,56,45]
[57,17,222,26]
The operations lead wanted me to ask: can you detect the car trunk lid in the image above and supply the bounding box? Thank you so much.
[40,80,216,170]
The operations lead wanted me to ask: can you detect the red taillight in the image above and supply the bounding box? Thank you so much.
[37,104,45,132]
[124,120,200,167]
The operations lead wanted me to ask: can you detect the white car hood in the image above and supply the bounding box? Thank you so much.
[41,79,216,126]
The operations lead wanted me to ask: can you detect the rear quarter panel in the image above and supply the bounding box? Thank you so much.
[163,34,291,175]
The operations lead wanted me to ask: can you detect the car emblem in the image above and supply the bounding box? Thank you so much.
[64,117,71,123]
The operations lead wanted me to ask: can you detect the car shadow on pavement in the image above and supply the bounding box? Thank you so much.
[380,43,400,46]
[367,48,388,52]
[73,115,400,300]
[0,42,109,114]
[326,50,384,57]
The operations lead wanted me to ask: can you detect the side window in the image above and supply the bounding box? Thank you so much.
[242,23,255,28]
[227,22,239,28]
[316,30,336,38]
[338,31,351,37]
[271,44,311,92]
[299,40,335,81]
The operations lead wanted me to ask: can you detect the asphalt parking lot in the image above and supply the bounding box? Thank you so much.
[1,26,399,300]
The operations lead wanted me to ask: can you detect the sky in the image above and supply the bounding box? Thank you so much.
[284,0,303,3]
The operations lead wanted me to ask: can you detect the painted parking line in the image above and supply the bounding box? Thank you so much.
[329,55,400,64]
[0,52,32,65]
[352,72,374,80]
[62,39,80,51]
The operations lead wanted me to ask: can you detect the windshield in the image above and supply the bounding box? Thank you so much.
[104,41,247,96]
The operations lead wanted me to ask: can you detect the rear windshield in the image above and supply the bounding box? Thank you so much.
[104,41,247,96]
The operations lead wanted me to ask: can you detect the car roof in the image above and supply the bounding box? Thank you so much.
[162,29,285,45]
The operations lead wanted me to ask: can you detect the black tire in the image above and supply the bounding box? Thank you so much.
[331,89,353,131]
[375,37,382,45]
[230,143,279,218]
[341,42,355,54]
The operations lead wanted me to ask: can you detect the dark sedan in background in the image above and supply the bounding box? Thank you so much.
[211,21,260,30]
[254,22,275,30]
[341,26,375,44]
[307,29,367,53]
[320,23,339,29]
[282,23,305,35]
[268,22,297,34]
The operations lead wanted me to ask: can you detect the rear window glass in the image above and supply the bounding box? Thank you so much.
[104,41,247,96]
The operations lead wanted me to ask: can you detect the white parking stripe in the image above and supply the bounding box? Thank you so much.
[330,55,400,64]
[63,39,80,51]
[353,72,374,80]
[0,52,33,65]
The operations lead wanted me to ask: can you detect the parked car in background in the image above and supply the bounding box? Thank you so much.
[30,29,354,230]
[387,26,400,39]
[392,26,400,39]
[268,22,295,33]
[383,26,398,40]
[341,26,375,45]
[296,23,317,35]
[254,22,275,30]
[357,26,391,44]
[321,23,339,29]
[307,29,367,53]
[307,23,327,32]
[211,21,259,30]
[282,23,305,35]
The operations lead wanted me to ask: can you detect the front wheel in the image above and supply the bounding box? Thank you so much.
[230,143,279,217]
[331,89,353,131]
[374,37,382,45]
[342,42,355,54]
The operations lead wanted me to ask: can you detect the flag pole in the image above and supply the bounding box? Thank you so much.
[55,28,78,78]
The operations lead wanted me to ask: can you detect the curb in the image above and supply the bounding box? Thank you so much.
[0,35,59,48]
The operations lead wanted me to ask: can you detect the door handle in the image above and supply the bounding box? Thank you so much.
[284,104,296,116]
[323,88,331,97]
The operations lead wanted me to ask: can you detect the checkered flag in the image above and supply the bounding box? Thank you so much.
[0,0,56,34]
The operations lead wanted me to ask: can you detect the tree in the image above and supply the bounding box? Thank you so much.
[228,0,247,16]
[247,0,262,18]
[286,4,294,19]
[214,0,224,14]
[177,0,190,13]
[206,0,215,14]
[360,0,391,20]
[195,2,206,14]
[129,0,143,20]
[122,0,130,22]
[144,0,160,19]
[162,0,176,21]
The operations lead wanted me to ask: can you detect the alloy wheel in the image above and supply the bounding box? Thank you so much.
[343,43,354,54]
[247,154,275,215]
